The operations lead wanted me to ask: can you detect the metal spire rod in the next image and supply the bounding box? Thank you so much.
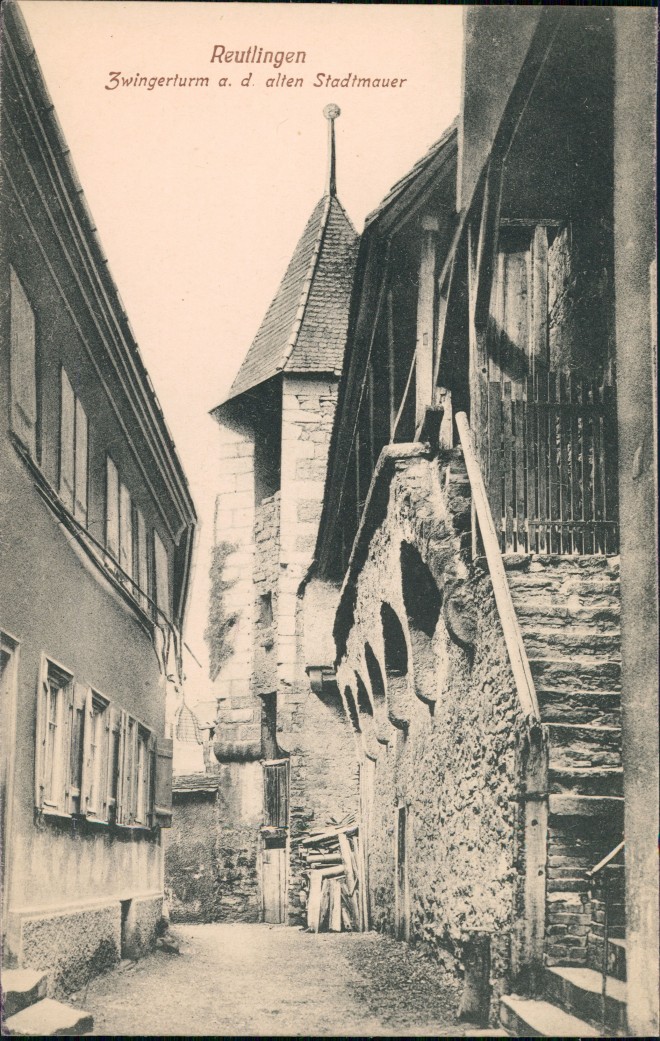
[323,103,340,197]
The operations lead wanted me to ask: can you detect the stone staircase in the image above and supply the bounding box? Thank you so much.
[1,969,93,1036]
[499,554,627,1035]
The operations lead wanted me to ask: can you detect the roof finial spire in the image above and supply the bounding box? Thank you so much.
[323,103,340,197]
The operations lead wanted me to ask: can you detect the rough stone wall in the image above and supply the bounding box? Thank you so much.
[212,422,259,754]
[166,791,221,922]
[253,492,281,699]
[334,451,526,1006]
[15,903,121,998]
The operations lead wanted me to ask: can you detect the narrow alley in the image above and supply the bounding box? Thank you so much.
[77,923,494,1037]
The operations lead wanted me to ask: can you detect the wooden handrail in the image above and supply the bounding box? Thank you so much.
[455,412,541,722]
[587,839,625,879]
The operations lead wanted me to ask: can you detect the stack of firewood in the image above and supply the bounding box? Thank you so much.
[298,814,365,933]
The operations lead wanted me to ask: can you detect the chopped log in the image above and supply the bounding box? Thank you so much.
[308,853,343,866]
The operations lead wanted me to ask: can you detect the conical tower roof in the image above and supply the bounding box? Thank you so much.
[221,107,359,405]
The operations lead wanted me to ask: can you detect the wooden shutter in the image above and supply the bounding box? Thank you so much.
[135,509,149,610]
[153,531,170,619]
[153,737,173,828]
[106,456,120,558]
[115,708,129,825]
[60,369,75,510]
[34,656,49,810]
[74,397,88,523]
[119,483,133,575]
[106,705,120,820]
[9,268,37,454]
[80,684,94,816]
[147,732,157,827]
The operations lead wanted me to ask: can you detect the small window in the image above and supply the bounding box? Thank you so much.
[9,267,37,456]
[59,368,89,523]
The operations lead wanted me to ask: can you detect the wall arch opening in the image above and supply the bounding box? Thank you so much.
[364,643,391,744]
[400,542,442,709]
[380,603,410,731]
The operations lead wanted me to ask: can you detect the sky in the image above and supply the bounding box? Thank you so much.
[18,0,463,704]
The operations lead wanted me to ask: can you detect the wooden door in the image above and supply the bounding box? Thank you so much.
[262,844,286,924]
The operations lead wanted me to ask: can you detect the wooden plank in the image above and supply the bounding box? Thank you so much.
[329,878,342,932]
[488,382,502,549]
[338,833,357,895]
[536,373,548,553]
[581,380,593,554]
[503,382,514,552]
[525,376,537,554]
[570,376,582,554]
[307,870,322,932]
[514,393,525,553]
[319,879,331,933]
[603,383,618,554]
[532,225,548,375]
[455,412,541,722]
[415,221,438,429]
[547,371,559,554]
[592,382,604,553]
[558,372,570,555]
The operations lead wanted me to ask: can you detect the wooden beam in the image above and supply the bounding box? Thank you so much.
[415,216,439,429]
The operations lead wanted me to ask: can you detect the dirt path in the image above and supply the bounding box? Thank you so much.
[76,923,494,1037]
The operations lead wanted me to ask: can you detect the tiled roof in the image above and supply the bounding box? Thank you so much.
[223,194,358,402]
[364,118,459,230]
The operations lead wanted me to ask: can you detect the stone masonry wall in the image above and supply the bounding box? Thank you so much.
[277,376,361,922]
[213,421,260,755]
[334,450,526,1010]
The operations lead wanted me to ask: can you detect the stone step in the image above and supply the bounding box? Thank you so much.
[503,553,618,575]
[530,658,621,692]
[1,970,48,1020]
[521,630,621,660]
[499,994,600,1037]
[549,766,623,798]
[548,794,624,818]
[537,688,620,726]
[508,574,620,603]
[544,966,627,1035]
[516,602,620,630]
[546,724,621,771]
[3,998,93,1037]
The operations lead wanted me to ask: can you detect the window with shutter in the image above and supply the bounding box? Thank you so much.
[36,658,74,816]
[153,530,170,620]
[60,369,75,511]
[134,508,149,611]
[66,682,86,815]
[9,268,37,456]
[74,397,88,523]
[119,483,133,576]
[153,737,173,828]
[81,689,109,822]
[106,455,120,558]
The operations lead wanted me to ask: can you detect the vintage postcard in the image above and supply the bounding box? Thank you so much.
[1,2,657,1036]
